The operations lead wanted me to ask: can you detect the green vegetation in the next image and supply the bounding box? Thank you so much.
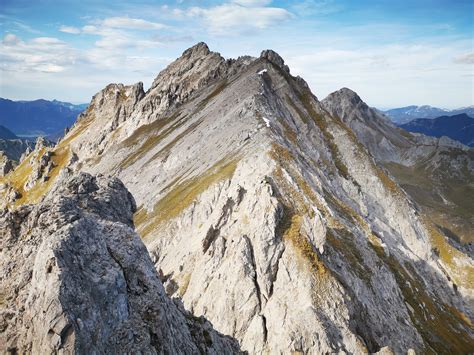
[326,228,372,285]
[136,157,239,238]
[119,112,187,169]
[286,215,326,274]
[385,160,473,243]
[369,241,473,354]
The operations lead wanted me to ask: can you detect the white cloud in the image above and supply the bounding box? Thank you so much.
[231,0,272,6]
[102,17,167,30]
[188,3,292,34]
[1,34,73,74]
[31,37,65,45]
[454,53,474,64]
[59,25,81,34]
[285,43,473,107]
[3,33,20,45]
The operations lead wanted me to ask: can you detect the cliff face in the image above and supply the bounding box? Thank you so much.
[1,43,473,354]
[0,172,241,354]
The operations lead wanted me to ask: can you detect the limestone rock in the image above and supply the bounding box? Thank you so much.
[0,172,242,354]
[0,151,14,176]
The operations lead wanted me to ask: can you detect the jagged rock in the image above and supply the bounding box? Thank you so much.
[0,139,34,161]
[0,151,14,176]
[260,49,290,73]
[0,172,242,354]
[20,146,32,162]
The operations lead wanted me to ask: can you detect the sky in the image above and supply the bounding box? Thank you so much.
[0,0,473,109]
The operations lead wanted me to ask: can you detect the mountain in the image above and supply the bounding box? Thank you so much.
[384,105,474,124]
[400,113,474,147]
[0,125,17,139]
[322,89,473,245]
[1,43,473,353]
[0,172,241,353]
[0,98,87,136]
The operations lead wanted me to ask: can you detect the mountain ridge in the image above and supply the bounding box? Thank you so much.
[0,98,87,136]
[383,105,474,124]
[1,43,473,354]
[400,113,474,147]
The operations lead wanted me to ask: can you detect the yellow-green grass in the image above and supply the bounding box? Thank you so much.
[135,157,239,238]
[370,241,473,354]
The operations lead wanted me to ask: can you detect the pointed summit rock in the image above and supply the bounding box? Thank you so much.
[260,49,290,73]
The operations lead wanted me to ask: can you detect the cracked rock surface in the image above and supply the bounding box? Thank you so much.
[0,172,242,354]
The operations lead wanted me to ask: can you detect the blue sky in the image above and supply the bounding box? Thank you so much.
[1,0,473,108]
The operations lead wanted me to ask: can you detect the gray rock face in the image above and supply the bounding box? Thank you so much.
[0,152,14,176]
[0,172,241,354]
[1,43,473,354]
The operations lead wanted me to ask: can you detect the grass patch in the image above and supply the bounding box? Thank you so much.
[137,157,239,238]
[282,213,326,275]
[179,273,192,297]
[118,112,186,169]
[196,80,228,111]
[326,228,372,285]
[424,218,474,288]
[279,118,298,145]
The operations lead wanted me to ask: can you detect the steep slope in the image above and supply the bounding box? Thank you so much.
[0,98,85,136]
[400,113,474,147]
[0,172,241,354]
[3,43,473,353]
[322,88,474,246]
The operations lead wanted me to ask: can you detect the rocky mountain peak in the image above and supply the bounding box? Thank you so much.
[260,49,290,73]
[325,87,365,108]
[181,41,211,58]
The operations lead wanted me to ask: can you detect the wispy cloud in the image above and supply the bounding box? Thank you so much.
[453,53,474,64]
[1,34,74,73]
[59,25,81,34]
[186,1,292,35]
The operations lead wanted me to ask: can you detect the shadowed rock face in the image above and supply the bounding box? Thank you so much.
[1,43,473,354]
[0,172,242,354]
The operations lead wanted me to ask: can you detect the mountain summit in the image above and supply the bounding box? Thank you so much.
[1,43,473,354]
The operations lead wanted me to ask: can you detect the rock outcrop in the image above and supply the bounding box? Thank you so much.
[0,151,14,176]
[0,172,241,354]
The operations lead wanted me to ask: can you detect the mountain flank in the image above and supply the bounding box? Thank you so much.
[400,113,474,147]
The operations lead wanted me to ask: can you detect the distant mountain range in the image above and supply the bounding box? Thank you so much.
[0,125,17,140]
[0,98,87,137]
[383,105,474,124]
[400,113,474,147]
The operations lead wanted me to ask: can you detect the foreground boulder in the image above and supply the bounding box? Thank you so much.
[0,172,241,354]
